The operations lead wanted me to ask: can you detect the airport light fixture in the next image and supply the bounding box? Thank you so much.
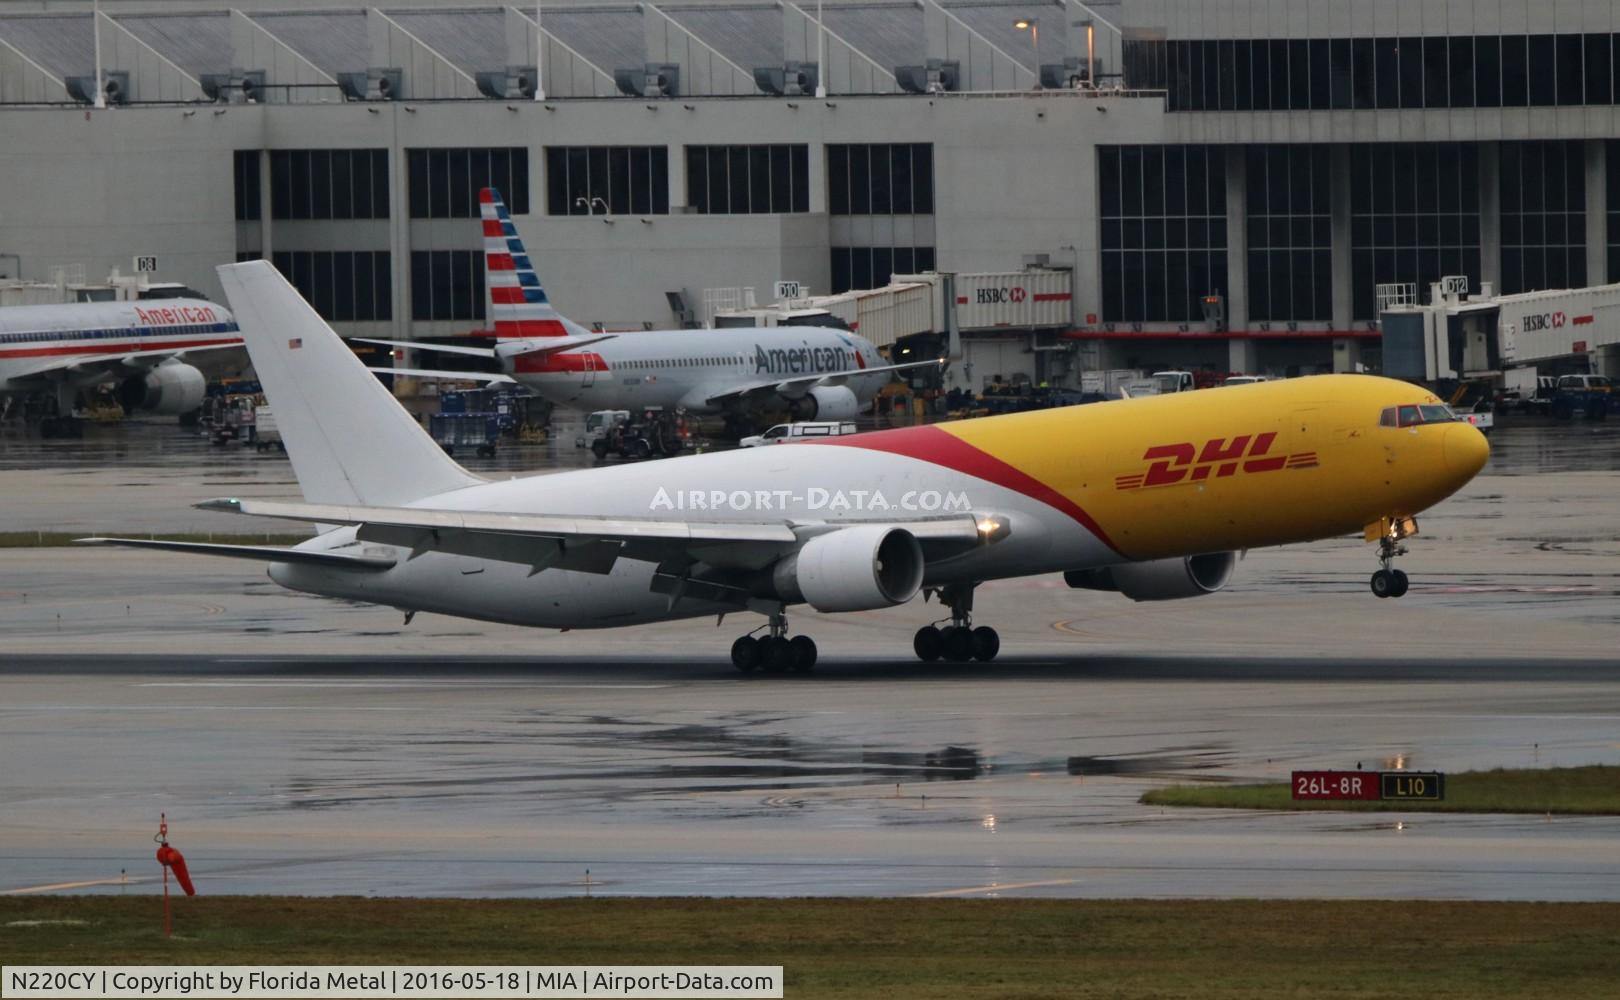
[1014,17,1039,87]
[815,0,828,98]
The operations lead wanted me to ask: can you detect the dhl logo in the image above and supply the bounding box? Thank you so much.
[1115,432,1318,490]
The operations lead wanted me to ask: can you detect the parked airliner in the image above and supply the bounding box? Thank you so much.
[82,261,1490,672]
[360,188,938,425]
[0,297,242,433]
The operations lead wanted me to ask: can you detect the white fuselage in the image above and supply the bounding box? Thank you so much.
[273,440,1105,630]
[0,298,240,393]
[501,325,894,413]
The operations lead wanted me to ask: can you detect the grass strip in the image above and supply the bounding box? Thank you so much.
[2,897,1617,998]
[1141,765,1620,815]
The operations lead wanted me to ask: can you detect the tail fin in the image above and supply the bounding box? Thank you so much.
[216,261,483,506]
[481,187,589,339]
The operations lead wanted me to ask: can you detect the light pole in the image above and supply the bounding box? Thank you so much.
[815,0,827,98]
[533,1,546,100]
[1014,17,1039,88]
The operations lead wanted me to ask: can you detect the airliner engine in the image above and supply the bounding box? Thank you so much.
[1064,552,1237,601]
[118,362,207,416]
[771,524,925,611]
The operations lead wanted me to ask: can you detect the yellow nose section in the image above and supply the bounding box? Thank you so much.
[1442,423,1491,479]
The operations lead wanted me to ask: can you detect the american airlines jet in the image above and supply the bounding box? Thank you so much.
[362,188,940,424]
[0,296,242,434]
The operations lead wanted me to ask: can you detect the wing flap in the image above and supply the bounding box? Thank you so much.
[7,342,244,384]
[365,366,515,384]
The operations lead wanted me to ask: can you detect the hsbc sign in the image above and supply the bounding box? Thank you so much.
[1523,311,1567,332]
[975,286,1028,304]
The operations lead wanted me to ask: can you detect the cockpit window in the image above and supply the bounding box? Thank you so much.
[1381,404,1459,428]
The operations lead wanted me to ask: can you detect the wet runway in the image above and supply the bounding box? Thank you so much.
[1,419,1618,900]
[3,652,1618,900]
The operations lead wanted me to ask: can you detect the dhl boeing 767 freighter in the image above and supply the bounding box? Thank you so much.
[80,261,1489,672]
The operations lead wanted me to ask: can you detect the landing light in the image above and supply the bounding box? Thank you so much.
[976,517,1011,543]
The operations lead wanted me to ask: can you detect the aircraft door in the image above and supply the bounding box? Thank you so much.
[581,352,596,387]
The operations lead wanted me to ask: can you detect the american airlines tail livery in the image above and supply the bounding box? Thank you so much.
[0,297,242,431]
[82,261,1489,672]
[361,188,940,424]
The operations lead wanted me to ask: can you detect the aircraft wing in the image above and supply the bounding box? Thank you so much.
[353,334,614,360]
[705,358,946,405]
[366,366,516,384]
[73,537,395,570]
[5,341,243,385]
[189,496,990,579]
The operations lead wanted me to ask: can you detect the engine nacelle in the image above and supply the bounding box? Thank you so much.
[794,384,860,421]
[1064,551,1237,601]
[119,363,206,416]
[771,524,924,612]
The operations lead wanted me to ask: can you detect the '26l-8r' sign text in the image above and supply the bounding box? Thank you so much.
[1292,771,1445,801]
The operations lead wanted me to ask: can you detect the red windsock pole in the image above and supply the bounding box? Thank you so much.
[155,814,196,937]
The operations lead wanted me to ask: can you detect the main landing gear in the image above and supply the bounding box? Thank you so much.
[1369,521,1412,599]
[730,607,816,674]
[913,583,1000,663]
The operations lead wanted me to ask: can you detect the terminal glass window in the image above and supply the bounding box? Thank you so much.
[1606,141,1620,283]
[270,251,391,322]
[1246,146,1331,322]
[1129,32,1620,111]
[830,246,935,294]
[827,144,933,216]
[409,250,486,322]
[685,145,810,214]
[544,146,667,216]
[233,150,261,222]
[408,148,528,218]
[270,149,389,221]
[1098,145,1228,323]
[1349,143,1480,321]
[1499,141,1586,294]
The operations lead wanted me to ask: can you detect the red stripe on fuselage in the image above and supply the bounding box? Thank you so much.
[0,337,241,361]
[510,351,608,374]
[821,425,1124,556]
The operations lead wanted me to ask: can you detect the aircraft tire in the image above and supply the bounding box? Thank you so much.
[789,635,818,672]
[1370,570,1394,598]
[1390,569,1410,598]
[970,626,1000,662]
[913,625,943,662]
[942,626,975,663]
[760,637,794,673]
[730,636,760,672]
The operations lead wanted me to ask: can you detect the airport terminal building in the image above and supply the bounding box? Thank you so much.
[4,0,1620,384]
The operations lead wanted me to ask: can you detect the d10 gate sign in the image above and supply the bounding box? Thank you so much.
[1292,770,1445,801]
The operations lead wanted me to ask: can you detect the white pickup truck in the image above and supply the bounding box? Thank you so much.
[738,421,859,447]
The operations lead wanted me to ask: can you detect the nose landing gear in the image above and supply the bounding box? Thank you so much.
[731,607,816,674]
[913,583,1000,662]
[1367,517,1415,599]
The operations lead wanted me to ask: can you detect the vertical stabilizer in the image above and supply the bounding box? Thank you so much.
[216,261,483,506]
[481,187,590,338]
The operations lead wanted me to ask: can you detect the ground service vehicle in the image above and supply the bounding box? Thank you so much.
[739,421,860,447]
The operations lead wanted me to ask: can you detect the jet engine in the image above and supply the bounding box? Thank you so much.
[1064,551,1237,601]
[791,384,860,421]
[771,524,925,612]
[118,362,207,416]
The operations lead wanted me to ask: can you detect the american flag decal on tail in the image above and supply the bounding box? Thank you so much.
[288,337,302,349]
[479,187,577,339]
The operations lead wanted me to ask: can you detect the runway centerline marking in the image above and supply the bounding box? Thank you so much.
[3,877,145,895]
[136,682,673,690]
[916,878,1081,897]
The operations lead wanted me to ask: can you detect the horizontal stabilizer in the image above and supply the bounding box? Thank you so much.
[366,366,515,384]
[74,537,396,570]
[353,337,496,359]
